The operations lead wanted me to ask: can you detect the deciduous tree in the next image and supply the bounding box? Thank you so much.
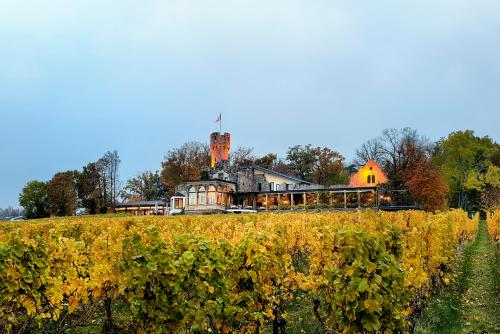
[312,147,349,186]
[47,171,79,217]
[404,145,449,211]
[434,130,498,211]
[19,180,49,219]
[121,171,167,202]
[230,147,255,167]
[161,142,211,196]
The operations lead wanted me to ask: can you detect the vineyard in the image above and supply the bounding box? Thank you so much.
[0,210,481,333]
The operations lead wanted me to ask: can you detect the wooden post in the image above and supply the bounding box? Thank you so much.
[329,192,333,207]
[357,190,361,208]
[290,193,294,209]
[265,194,269,211]
[303,193,307,210]
[344,191,347,209]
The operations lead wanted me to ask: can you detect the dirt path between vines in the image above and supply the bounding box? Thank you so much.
[415,220,499,333]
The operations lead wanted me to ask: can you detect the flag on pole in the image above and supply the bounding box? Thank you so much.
[215,113,222,132]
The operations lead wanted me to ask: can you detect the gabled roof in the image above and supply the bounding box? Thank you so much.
[252,165,312,185]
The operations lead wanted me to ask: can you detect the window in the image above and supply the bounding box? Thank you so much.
[367,175,371,184]
[270,182,275,191]
[198,186,206,205]
[208,185,216,205]
[188,187,196,206]
[276,184,280,191]
[258,183,262,192]
[372,175,376,183]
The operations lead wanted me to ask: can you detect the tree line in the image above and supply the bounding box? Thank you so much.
[17,128,499,219]
[0,207,25,220]
[19,151,121,219]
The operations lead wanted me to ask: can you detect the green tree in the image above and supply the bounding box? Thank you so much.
[286,145,347,185]
[434,130,498,211]
[19,180,49,219]
[47,171,79,217]
[312,147,349,186]
[255,153,278,169]
[286,144,319,182]
[121,171,168,202]
[76,162,104,214]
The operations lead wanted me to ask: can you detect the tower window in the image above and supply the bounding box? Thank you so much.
[372,175,376,183]
[367,175,371,184]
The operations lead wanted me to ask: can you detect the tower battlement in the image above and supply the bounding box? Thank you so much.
[210,132,231,168]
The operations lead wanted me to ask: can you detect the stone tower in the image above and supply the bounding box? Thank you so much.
[210,132,231,168]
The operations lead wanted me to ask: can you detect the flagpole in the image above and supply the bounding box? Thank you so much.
[220,114,222,133]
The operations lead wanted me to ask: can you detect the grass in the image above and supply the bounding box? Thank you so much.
[414,220,499,333]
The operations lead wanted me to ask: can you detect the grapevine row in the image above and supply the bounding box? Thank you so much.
[0,210,478,333]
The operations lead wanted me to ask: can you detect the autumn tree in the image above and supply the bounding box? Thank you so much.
[404,144,449,211]
[19,180,49,219]
[434,130,498,211]
[355,128,430,189]
[47,171,79,216]
[285,145,347,185]
[121,171,167,202]
[161,142,211,196]
[312,147,349,186]
[254,153,290,174]
[480,166,500,213]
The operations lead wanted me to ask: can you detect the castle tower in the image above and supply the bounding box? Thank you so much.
[210,132,231,168]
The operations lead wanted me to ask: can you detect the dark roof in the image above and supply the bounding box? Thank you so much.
[183,179,237,185]
[252,165,312,185]
[172,192,185,197]
[116,200,168,207]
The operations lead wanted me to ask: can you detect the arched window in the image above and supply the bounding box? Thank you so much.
[208,185,216,205]
[188,187,196,206]
[198,186,206,206]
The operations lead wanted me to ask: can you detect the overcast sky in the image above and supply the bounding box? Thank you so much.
[1,0,499,208]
